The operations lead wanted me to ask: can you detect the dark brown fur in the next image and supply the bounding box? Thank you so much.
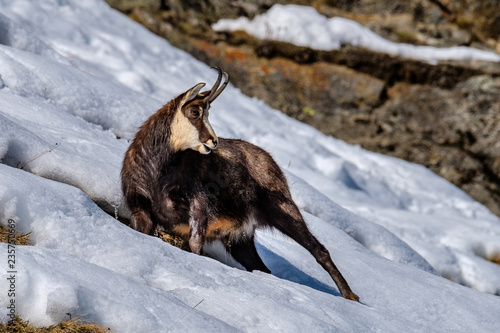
[121,69,359,301]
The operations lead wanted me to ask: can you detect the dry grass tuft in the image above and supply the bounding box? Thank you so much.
[0,316,109,333]
[0,225,32,245]
[486,253,500,266]
[157,230,191,252]
[112,214,190,251]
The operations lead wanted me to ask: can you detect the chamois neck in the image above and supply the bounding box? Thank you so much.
[132,108,176,166]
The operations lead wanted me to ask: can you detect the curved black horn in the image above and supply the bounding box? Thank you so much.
[208,71,229,102]
[204,67,223,101]
[204,66,229,103]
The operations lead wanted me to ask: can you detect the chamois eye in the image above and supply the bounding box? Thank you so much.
[189,109,200,118]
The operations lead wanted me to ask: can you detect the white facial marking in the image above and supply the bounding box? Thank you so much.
[170,108,200,152]
[203,117,218,148]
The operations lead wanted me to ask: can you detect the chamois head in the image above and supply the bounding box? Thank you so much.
[170,67,229,154]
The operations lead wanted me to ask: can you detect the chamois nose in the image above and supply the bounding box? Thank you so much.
[212,139,218,149]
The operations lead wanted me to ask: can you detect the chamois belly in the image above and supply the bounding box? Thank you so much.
[171,217,257,242]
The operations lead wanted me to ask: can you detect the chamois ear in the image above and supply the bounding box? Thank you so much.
[182,83,206,105]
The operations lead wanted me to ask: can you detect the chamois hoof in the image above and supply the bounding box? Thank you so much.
[343,291,360,302]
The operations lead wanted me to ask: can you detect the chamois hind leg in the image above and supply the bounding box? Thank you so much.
[228,236,271,273]
[128,193,156,235]
[188,197,208,255]
[260,197,359,302]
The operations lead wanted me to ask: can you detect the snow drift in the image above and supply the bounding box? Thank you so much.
[213,4,500,64]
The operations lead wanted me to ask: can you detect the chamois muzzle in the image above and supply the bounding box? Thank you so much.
[204,66,229,104]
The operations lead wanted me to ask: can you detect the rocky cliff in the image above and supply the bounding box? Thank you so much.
[106,0,500,216]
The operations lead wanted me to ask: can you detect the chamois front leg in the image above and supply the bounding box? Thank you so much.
[188,196,208,255]
[127,193,156,235]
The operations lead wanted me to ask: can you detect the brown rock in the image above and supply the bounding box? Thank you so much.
[181,39,385,121]
[106,0,160,12]
[367,77,500,215]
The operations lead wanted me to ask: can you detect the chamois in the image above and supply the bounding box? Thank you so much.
[121,67,359,301]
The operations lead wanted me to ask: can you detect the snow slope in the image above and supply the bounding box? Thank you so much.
[0,0,500,331]
[213,4,500,64]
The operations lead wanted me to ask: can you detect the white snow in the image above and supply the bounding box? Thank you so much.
[1,0,500,332]
[213,4,500,64]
